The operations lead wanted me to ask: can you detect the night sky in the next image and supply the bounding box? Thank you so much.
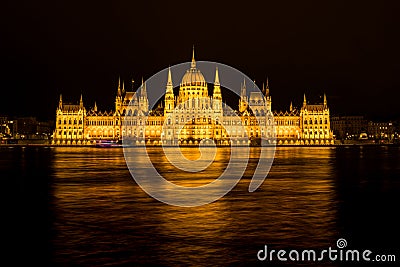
[1,1,399,120]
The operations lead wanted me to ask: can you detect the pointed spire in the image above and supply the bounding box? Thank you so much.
[240,78,246,99]
[266,77,269,88]
[323,93,327,106]
[141,77,147,97]
[214,67,220,86]
[213,67,221,100]
[94,101,97,112]
[167,66,173,86]
[79,94,83,107]
[117,77,122,96]
[122,81,125,94]
[290,101,293,112]
[166,67,173,94]
[242,77,247,96]
[191,45,196,69]
[303,93,307,106]
[239,77,248,113]
[58,94,63,109]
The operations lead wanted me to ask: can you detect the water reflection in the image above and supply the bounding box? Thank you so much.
[46,147,339,266]
[1,146,398,266]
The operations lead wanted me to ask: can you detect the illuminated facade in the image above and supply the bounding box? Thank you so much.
[52,51,333,145]
[272,93,334,145]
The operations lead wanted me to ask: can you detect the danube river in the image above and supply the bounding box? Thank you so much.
[1,146,399,266]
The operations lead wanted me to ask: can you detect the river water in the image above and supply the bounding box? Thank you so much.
[1,146,399,266]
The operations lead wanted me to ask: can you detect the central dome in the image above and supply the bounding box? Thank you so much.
[180,52,206,87]
[177,48,209,103]
[180,68,207,87]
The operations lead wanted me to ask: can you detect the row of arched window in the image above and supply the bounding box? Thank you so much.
[304,119,328,125]
[304,130,329,135]
[86,120,114,126]
[58,119,82,125]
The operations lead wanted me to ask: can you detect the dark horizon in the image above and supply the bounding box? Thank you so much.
[1,1,400,121]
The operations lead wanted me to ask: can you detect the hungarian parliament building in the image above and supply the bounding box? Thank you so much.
[52,52,334,145]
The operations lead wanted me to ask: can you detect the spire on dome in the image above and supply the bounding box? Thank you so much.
[191,45,196,69]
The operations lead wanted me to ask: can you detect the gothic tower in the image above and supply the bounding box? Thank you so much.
[213,67,222,116]
[239,78,248,113]
[164,67,175,116]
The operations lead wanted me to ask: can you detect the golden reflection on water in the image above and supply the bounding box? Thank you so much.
[49,146,339,266]
[147,147,230,187]
[2,146,399,266]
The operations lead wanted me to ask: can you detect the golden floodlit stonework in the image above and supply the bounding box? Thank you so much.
[52,52,334,145]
